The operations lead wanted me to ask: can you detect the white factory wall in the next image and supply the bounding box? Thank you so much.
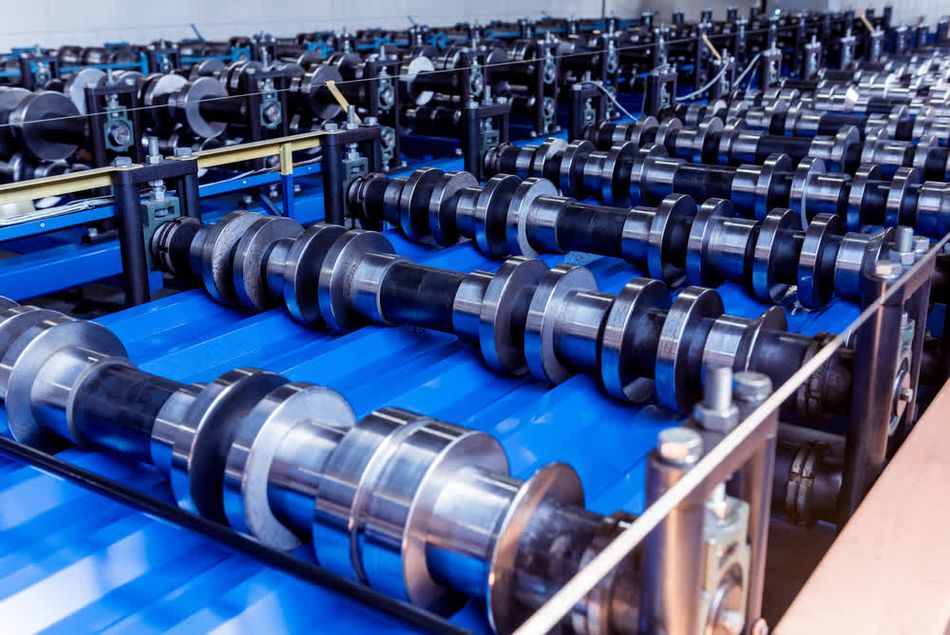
[766,0,948,28]
[634,0,759,21]
[0,0,639,50]
[825,0,947,29]
[2,0,945,51]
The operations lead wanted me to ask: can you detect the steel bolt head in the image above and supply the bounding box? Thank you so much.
[733,371,773,404]
[914,236,931,254]
[693,401,739,433]
[657,426,704,466]
[693,366,739,432]
[873,260,902,279]
[751,618,769,635]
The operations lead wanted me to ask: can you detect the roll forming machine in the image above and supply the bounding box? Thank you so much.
[0,6,949,635]
[0,5,944,182]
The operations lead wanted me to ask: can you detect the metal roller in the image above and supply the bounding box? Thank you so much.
[0,297,654,635]
[349,167,927,308]
[0,86,86,161]
[483,140,950,238]
[152,212,857,418]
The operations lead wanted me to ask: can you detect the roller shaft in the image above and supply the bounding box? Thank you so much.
[0,297,638,635]
[152,212,855,418]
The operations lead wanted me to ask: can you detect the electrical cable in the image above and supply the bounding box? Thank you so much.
[582,80,638,120]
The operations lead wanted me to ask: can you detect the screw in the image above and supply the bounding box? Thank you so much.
[147,136,161,163]
[895,225,914,252]
[734,371,773,404]
[751,618,769,635]
[914,236,931,254]
[707,482,730,521]
[704,366,733,412]
[657,427,703,467]
[112,156,132,167]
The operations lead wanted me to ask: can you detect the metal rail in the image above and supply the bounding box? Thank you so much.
[0,127,328,206]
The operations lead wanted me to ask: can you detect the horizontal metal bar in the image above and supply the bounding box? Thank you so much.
[194,133,323,168]
[0,129,331,205]
[0,167,114,205]
[0,204,115,241]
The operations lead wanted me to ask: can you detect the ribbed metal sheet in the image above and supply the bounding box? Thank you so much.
[0,219,859,633]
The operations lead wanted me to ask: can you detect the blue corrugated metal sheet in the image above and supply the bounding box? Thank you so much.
[0,188,860,633]
[0,232,858,633]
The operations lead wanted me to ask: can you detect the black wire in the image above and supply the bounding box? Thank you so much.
[0,433,473,635]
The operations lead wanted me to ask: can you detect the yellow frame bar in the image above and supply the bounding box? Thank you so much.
[0,128,332,206]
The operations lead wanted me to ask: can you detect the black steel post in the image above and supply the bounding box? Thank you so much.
[568,84,584,143]
[111,170,151,306]
[462,104,480,178]
[322,133,345,225]
[177,162,201,218]
[85,88,108,170]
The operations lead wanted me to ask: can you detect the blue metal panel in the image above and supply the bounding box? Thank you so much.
[0,222,858,632]
[0,240,122,299]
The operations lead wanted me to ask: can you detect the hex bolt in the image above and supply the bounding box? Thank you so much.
[147,136,161,164]
[894,226,915,266]
[657,426,704,467]
[693,366,740,432]
[914,236,930,254]
[751,618,770,635]
[733,371,773,405]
